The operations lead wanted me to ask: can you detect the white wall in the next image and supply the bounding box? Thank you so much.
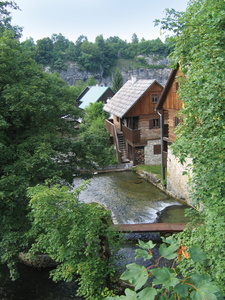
[144,140,161,165]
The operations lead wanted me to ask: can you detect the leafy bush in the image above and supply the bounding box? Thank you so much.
[107,237,222,299]
[27,182,120,300]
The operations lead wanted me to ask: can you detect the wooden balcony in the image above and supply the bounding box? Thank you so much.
[122,125,140,144]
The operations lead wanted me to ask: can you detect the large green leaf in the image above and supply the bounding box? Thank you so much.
[174,283,189,298]
[137,287,157,299]
[189,245,207,263]
[137,240,155,250]
[135,248,152,261]
[121,289,137,300]
[159,243,178,260]
[121,263,148,291]
[152,267,179,289]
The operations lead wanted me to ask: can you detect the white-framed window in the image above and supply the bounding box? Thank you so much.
[152,94,158,103]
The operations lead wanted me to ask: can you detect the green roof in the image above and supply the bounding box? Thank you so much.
[79,86,109,109]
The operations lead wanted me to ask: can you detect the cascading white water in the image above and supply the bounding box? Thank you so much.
[72,171,186,224]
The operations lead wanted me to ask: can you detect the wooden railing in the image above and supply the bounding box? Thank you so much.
[105,119,122,163]
[113,223,186,233]
[122,125,140,143]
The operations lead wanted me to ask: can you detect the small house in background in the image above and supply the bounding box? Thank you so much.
[104,77,164,165]
[78,86,115,110]
[156,66,192,204]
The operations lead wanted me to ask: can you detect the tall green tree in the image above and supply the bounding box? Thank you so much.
[112,69,123,92]
[35,37,54,65]
[27,182,118,300]
[0,31,86,276]
[0,1,21,37]
[156,0,225,292]
[80,102,117,167]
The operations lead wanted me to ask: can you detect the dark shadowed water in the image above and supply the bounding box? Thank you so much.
[1,171,189,299]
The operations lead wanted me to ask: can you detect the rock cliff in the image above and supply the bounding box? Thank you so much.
[52,57,172,87]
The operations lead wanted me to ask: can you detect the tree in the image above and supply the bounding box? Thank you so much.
[21,37,36,52]
[80,102,118,167]
[107,238,221,299]
[27,182,119,300]
[0,1,21,37]
[35,37,54,65]
[0,31,86,277]
[131,33,139,44]
[112,69,123,92]
[156,0,225,293]
[87,75,97,86]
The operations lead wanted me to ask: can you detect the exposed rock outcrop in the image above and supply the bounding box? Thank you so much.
[46,59,172,87]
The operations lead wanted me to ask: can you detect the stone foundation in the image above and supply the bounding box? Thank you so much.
[144,140,161,165]
[167,148,192,205]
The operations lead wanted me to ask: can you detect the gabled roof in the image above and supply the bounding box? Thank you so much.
[79,86,113,110]
[156,66,179,110]
[103,79,163,118]
[76,86,90,102]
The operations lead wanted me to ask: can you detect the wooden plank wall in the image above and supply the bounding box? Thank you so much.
[125,82,163,117]
[139,114,161,141]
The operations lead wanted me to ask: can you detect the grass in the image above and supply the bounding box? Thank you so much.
[134,164,166,182]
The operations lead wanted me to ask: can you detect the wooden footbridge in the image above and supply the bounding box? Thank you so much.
[113,223,186,233]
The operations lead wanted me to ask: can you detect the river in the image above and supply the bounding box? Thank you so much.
[71,171,188,224]
[0,171,189,299]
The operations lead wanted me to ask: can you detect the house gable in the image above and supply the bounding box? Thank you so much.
[125,81,163,117]
[104,79,163,119]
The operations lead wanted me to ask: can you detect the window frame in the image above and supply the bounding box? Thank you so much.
[152,94,158,103]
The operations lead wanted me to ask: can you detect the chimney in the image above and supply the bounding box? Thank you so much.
[131,76,137,85]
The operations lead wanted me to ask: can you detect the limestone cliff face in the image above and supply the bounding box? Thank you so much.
[55,61,172,87]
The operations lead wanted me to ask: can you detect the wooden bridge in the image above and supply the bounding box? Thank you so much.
[113,223,186,233]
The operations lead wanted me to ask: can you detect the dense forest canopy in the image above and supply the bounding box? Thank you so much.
[21,33,174,75]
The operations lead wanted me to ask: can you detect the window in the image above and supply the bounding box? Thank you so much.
[152,94,158,103]
[117,116,120,122]
[154,145,161,155]
[149,118,160,129]
[174,117,180,127]
[127,117,139,130]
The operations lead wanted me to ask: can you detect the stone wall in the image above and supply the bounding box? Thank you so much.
[167,147,192,205]
[144,140,161,165]
[135,147,145,165]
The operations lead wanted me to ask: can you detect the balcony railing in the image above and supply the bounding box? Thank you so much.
[122,125,140,144]
[105,119,122,163]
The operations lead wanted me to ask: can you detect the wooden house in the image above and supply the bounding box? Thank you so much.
[156,67,192,203]
[78,86,115,110]
[104,77,164,165]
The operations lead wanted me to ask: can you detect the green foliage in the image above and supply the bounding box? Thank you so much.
[80,102,118,167]
[0,31,86,276]
[87,75,97,86]
[27,182,119,300]
[156,0,225,293]
[30,31,172,75]
[112,69,123,93]
[35,37,54,65]
[107,239,222,299]
[0,1,22,37]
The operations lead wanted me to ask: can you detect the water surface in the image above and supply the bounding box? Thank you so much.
[72,171,186,224]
